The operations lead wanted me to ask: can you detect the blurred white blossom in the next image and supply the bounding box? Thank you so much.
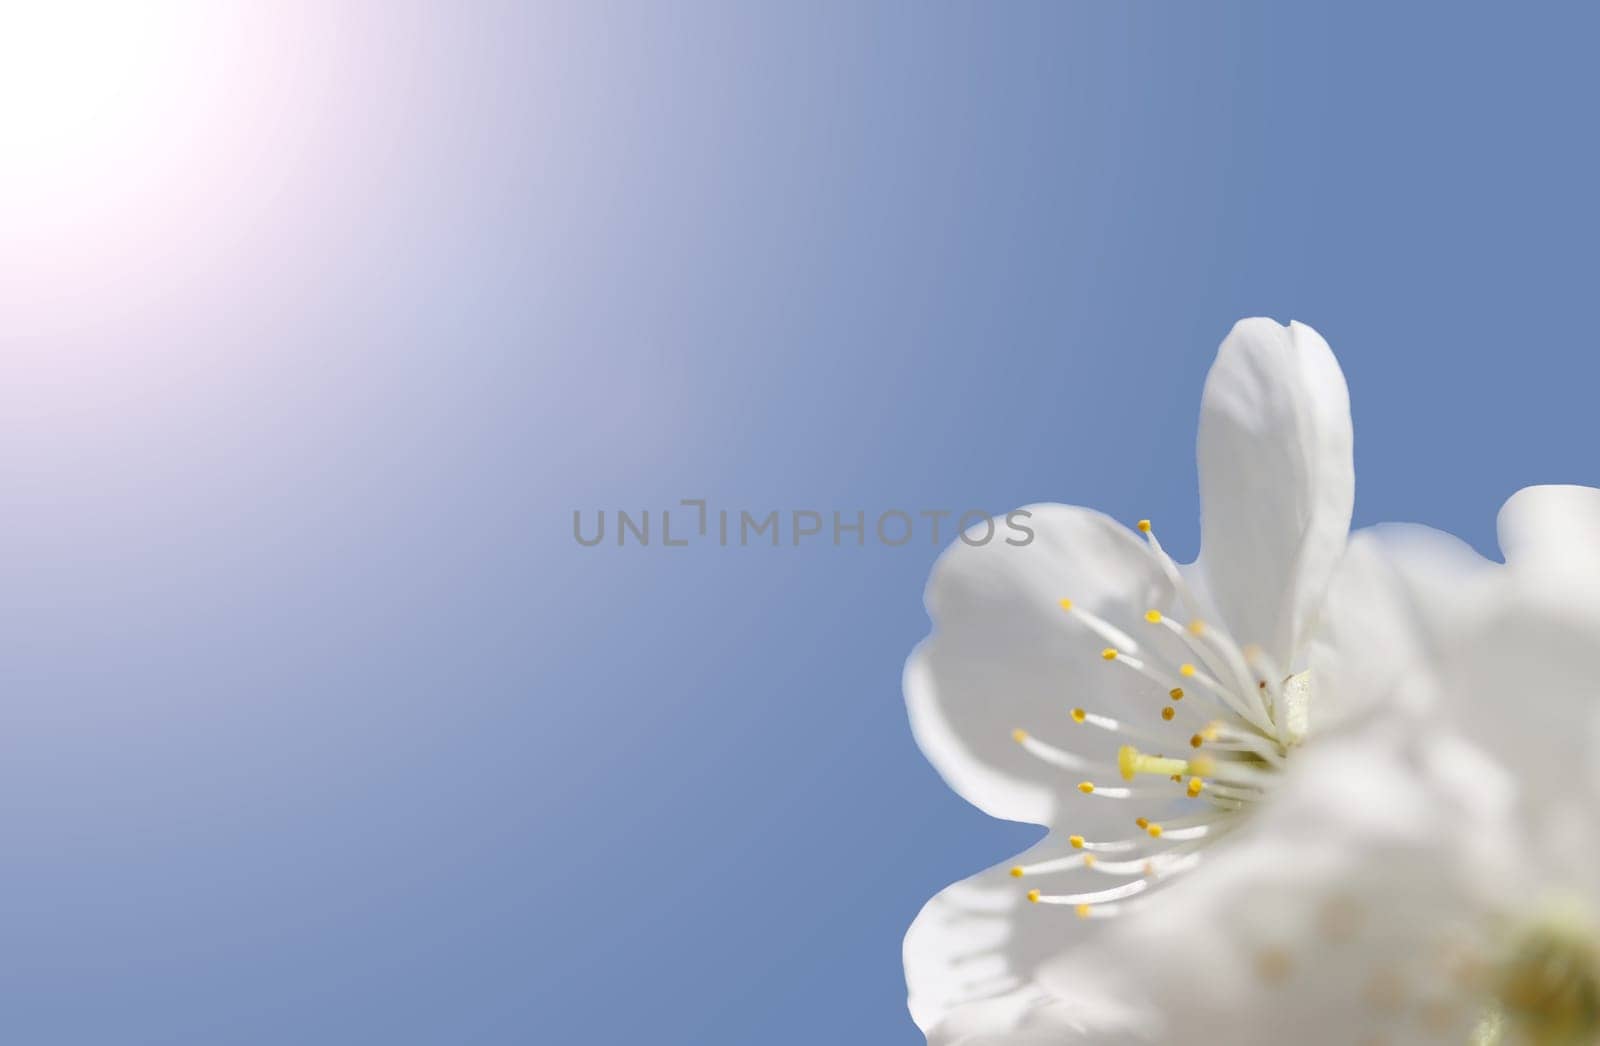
[1038,485,1600,1046]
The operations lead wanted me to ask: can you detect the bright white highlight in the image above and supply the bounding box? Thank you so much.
[0,4,202,192]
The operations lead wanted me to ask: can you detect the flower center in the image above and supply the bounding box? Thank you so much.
[1493,922,1600,1046]
[1007,518,1303,919]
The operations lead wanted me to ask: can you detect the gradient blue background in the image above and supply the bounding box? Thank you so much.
[4,3,1598,1043]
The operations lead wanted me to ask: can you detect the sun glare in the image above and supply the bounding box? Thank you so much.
[0,3,200,188]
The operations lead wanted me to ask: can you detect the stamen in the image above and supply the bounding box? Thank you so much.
[1010,728,1108,774]
[1010,853,1092,877]
[1190,620,1275,725]
[1185,755,1275,788]
[1085,855,1182,876]
[1206,782,1266,802]
[1072,709,1179,749]
[1107,647,1263,735]
[1067,834,1140,854]
[1244,646,1295,743]
[1202,724,1287,767]
[1028,851,1203,907]
[1132,630,1254,729]
[1152,812,1222,825]
[1076,781,1177,800]
[1148,614,1275,731]
[1172,657,1275,734]
[1027,878,1152,906]
[1135,519,1205,621]
[1058,599,1140,655]
[1156,824,1221,842]
[1102,649,1214,712]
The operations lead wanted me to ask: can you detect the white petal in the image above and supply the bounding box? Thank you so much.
[906,835,1151,1041]
[1496,484,1600,575]
[1196,319,1353,668]
[1436,574,1600,814]
[1309,523,1497,733]
[930,992,1149,1046]
[905,504,1185,826]
[904,834,1090,1035]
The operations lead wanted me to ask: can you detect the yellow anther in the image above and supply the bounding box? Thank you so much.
[1101,647,1118,661]
[1118,744,1190,781]
[1083,854,1097,868]
[1012,728,1028,743]
[1069,835,1085,849]
[1075,903,1091,919]
[1078,781,1095,794]
[1147,823,1164,838]
[1137,519,1151,533]
[1161,706,1176,721]
[1189,733,1204,749]
[1179,663,1197,677]
[1010,866,1024,878]
[1169,773,1181,782]
[1070,708,1086,723]
[1187,777,1204,798]
[1187,619,1207,636]
[1135,817,1149,829]
[1027,889,1041,904]
[1058,598,1073,612]
[1144,609,1162,623]
[1169,687,1184,701]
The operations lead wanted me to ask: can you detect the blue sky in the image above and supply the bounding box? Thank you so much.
[3,3,1598,1043]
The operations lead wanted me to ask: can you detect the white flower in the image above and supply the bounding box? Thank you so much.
[1034,485,1600,1046]
[904,318,1373,1041]
[1354,485,1600,1046]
